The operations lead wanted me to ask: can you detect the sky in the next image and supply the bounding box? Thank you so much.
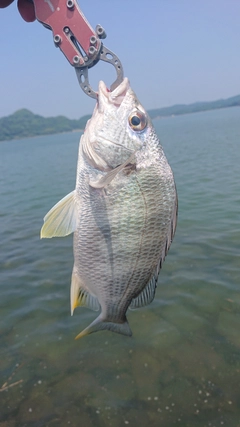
[0,0,240,119]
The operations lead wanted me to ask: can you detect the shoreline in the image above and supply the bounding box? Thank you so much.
[0,128,84,143]
[1,104,239,143]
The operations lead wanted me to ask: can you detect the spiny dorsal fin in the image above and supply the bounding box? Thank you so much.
[89,152,136,189]
[161,189,178,261]
[41,190,78,238]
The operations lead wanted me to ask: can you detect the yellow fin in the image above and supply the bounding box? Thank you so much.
[41,191,77,238]
[71,269,100,315]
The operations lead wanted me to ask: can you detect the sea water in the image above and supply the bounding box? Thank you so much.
[0,107,240,427]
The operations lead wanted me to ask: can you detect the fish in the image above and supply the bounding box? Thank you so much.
[41,77,178,339]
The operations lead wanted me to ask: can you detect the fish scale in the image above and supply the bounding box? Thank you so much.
[73,148,176,329]
[41,77,177,339]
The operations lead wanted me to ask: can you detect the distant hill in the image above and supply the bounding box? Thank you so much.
[148,94,240,119]
[0,94,239,141]
[0,109,91,142]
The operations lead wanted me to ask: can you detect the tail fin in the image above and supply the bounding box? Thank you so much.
[75,314,132,340]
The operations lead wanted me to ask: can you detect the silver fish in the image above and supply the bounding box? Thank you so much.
[41,77,177,339]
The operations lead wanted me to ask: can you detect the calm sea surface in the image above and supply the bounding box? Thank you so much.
[0,107,240,427]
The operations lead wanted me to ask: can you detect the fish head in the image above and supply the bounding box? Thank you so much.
[81,78,153,170]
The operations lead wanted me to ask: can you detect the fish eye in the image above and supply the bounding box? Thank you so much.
[128,110,147,131]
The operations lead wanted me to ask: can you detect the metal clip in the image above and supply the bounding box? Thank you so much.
[33,0,101,66]
[75,45,124,99]
[33,0,124,98]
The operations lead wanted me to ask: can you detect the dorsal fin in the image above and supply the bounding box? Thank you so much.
[130,190,178,310]
[130,273,158,310]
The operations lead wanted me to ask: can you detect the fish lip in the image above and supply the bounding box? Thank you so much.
[98,77,130,108]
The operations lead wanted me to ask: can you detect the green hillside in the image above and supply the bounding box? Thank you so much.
[0,109,91,141]
[0,94,239,141]
[148,94,240,119]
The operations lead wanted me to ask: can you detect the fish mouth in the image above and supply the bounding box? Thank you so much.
[98,77,130,109]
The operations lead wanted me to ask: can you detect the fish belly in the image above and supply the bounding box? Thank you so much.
[73,164,175,315]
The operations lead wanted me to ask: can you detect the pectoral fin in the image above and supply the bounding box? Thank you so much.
[41,190,78,238]
[89,152,136,189]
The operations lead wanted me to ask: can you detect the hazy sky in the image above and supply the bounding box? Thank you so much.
[0,0,239,119]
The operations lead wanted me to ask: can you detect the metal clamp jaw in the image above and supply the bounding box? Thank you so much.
[75,43,124,99]
[33,0,124,98]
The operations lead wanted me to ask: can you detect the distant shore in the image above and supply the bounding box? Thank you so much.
[0,128,84,143]
[0,94,239,142]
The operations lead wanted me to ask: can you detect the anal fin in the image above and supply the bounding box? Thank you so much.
[71,269,100,315]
